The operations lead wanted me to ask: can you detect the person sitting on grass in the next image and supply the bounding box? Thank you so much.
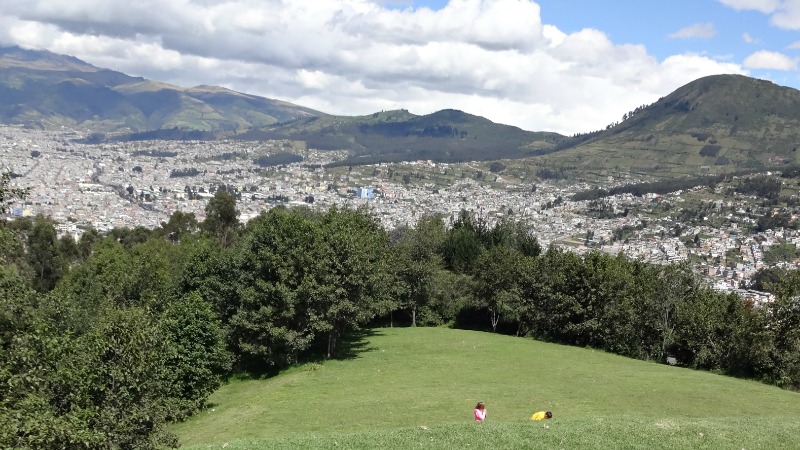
[530,411,552,421]
[474,402,487,422]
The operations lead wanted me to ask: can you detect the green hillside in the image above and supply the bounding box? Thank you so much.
[538,74,800,178]
[0,46,322,132]
[236,108,567,164]
[172,327,800,449]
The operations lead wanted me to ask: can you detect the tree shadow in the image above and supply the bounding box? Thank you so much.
[333,328,383,361]
[222,329,385,381]
[298,328,383,365]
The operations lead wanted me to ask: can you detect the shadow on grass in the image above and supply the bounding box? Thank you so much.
[333,328,383,361]
[227,328,385,381]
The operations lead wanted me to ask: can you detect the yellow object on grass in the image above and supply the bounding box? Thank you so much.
[530,411,547,421]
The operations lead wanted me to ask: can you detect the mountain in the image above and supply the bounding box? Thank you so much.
[0,46,322,132]
[540,74,800,177]
[14,47,798,173]
[0,46,567,163]
[236,108,568,165]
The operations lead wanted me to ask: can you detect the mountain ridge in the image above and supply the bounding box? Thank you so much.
[5,46,800,174]
[0,46,322,132]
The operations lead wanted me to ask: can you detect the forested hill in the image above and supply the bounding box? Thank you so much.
[235,108,568,165]
[541,74,800,176]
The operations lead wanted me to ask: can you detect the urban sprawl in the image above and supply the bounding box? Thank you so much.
[1,125,785,306]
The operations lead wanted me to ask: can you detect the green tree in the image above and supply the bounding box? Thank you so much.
[317,206,392,357]
[54,239,136,311]
[0,225,30,279]
[77,227,101,260]
[160,211,199,243]
[392,215,446,327]
[160,291,231,420]
[656,264,700,362]
[1,294,178,449]
[442,211,486,274]
[58,234,81,268]
[474,245,527,333]
[231,208,325,370]
[766,272,800,389]
[523,247,590,344]
[202,190,239,247]
[0,171,28,214]
[26,215,63,293]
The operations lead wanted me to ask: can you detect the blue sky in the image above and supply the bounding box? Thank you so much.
[3,0,800,134]
[412,0,800,86]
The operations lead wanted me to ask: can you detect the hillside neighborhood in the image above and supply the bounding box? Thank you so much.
[1,124,785,306]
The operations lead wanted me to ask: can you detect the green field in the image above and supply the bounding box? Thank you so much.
[173,327,800,449]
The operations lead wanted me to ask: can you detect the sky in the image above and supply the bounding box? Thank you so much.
[1,0,800,135]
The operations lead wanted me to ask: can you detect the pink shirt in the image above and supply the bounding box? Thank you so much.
[474,408,486,421]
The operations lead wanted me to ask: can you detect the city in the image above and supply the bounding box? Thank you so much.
[3,125,791,306]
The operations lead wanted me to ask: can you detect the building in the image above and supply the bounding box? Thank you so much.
[356,187,374,199]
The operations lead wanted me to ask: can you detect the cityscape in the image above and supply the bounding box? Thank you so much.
[2,124,786,306]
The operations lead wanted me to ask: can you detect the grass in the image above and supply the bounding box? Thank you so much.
[172,327,800,449]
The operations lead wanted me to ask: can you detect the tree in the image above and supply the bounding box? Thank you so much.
[442,210,486,274]
[78,227,101,260]
[473,245,526,333]
[160,211,199,243]
[766,272,800,389]
[0,171,28,214]
[159,292,231,420]
[523,246,586,343]
[392,215,446,326]
[0,224,30,279]
[673,289,767,373]
[58,234,81,268]
[231,208,325,370]
[202,190,239,247]
[0,294,179,448]
[26,215,63,293]
[655,264,700,362]
[317,206,392,357]
[486,218,541,257]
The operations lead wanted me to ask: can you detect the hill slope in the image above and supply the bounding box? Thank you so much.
[236,108,567,164]
[539,74,800,177]
[0,46,322,132]
[171,327,800,449]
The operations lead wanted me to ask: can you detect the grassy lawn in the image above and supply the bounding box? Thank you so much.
[173,327,800,449]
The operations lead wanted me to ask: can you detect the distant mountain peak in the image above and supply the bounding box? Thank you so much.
[0,45,99,72]
[0,46,324,132]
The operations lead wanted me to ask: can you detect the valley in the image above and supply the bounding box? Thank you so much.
[3,124,797,304]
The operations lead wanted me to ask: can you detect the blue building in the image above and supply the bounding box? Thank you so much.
[355,187,374,199]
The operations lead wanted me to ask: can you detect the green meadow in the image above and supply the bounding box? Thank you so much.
[173,327,800,449]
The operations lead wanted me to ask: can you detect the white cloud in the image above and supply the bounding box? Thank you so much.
[743,50,798,69]
[743,32,760,43]
[719,0,800,30]
[0,0,747,135]
[771,0,800,29]
[668,23,718,39]
[788,40,800,49]
[717,0,781,13]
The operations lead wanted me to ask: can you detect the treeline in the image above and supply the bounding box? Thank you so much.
[131,150,178,158]
[571,171,761,202]
[253,153,303,167]
[169,167,202,178]
[572,176,718,201]
[3,187,800,446]
[116,128,216,142]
